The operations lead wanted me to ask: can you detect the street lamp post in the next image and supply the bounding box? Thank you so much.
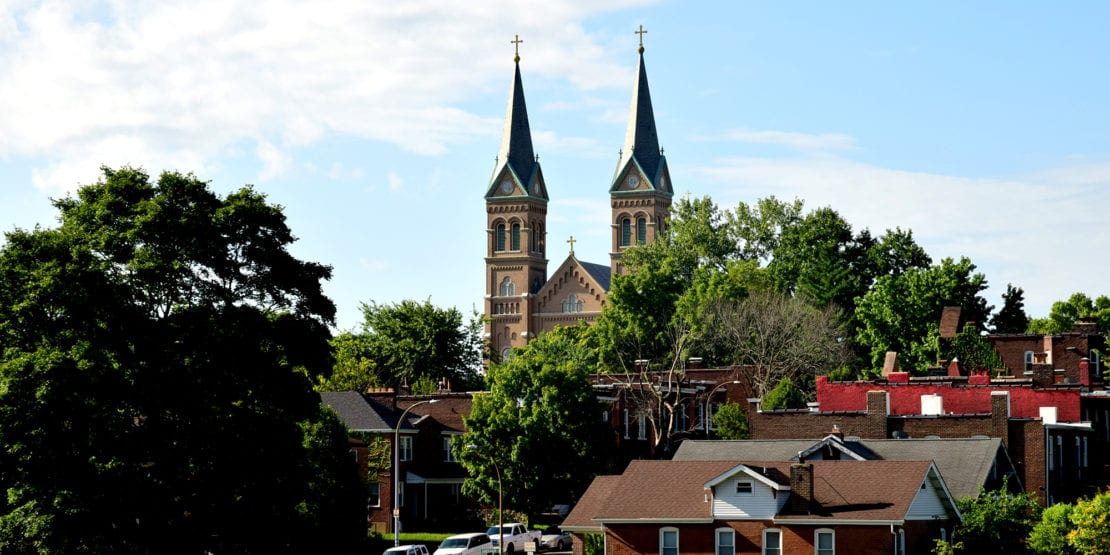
[393,398,438,546]
[704,380,743,437]
[469,444,503,555]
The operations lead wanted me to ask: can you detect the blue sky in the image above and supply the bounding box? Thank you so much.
[2,1,1109,331]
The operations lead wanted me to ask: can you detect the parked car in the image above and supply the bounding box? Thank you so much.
[384,545,431,555]
[486,523,540,555]
[434,533,492,555]
[539,526,570,552]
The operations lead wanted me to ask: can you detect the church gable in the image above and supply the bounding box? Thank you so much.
[535,256,607,315]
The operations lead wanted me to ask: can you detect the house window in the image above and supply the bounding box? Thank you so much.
[400,436,413,462]
[1047,435,1055,471]
[715,528,735,555]
[762,529,781,555]
[678,405,689,431]
[707,403,717,430]
[562,294,584,313]
[511,223,521,251]
[660,527,678,555]
[368,482,381,508]
[636,217,647,244]
[496,224,506,252]
[620,218,631,247]
[601,409,609,423]
[637,412,648,440]
[736,481,753,494]
[1024,350,1034,373]
[397,481,405,507]
[500,277,515,297]
[623,409,630,439]
[443,437,455,462]
[815,529,834,555]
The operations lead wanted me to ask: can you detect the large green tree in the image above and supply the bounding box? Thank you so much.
[0,167,363,554]
[458,325,614,520]
[1027,292,1110,335]
[1067,490,1110,554]
[854,257,992,372]
[947,481,1041,554]
[318,299,484,392]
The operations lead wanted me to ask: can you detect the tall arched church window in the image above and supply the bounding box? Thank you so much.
[496,224,506,251]
[562,294,584,313]
[499,277,515,297]
[620,218,631,247]
[511,223,521,251]
[636,217,647,244]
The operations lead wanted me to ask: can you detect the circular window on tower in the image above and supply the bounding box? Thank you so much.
[626,175,640,189]
[500,180,513,193]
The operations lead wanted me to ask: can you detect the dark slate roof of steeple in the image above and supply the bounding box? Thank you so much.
[613,49,664,188]
[487,59,542,199]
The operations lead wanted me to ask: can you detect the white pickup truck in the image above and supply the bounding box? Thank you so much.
[486,523,541,555]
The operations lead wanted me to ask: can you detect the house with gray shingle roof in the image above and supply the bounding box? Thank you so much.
[564,458,960,555]
[672,434,1021,500]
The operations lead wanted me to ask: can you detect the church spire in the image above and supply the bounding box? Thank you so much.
[489,34,541,198]
[613,25,663,188]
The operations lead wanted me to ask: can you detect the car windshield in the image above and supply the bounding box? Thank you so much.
[440,539,468,548]
[486,527,501,536]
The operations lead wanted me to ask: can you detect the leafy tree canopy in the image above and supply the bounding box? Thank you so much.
[949,480,1041,555]
[711,401,750,440]
[854,257,993,372]
[943,323,1004,373]
[1027,292,1110,335]
[458,325,615,520]
[0,167,363,554]
[1067,490,1110,554]
[318,299,483,392]
[760,376,806,410]
[1028,502,1076,555]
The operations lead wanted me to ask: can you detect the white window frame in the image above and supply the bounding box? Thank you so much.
[815,528,834,555]
[1024,350,1034,373]
[762,528,781,555]
[400,436,414,462]
[623,409,630,439]
[443,436,455,462]
[736,481,753,494]
[368,481,381,507]
[637,412,648,440]
[660,527,678,555]
[715,527,735,555]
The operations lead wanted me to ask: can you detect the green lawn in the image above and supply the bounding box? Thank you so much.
[391,532,453,543]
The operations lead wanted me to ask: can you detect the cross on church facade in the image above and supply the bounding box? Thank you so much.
[567,235,576,255]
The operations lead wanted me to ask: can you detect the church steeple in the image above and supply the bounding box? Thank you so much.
[487,35,544,200]
[484,36,549,361]
[610,26,673,276]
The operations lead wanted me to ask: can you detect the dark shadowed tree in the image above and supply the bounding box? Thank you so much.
[990,284,1031,334]
[0,167,363,554]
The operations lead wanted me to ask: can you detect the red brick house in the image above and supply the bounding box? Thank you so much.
[562,459,960,555]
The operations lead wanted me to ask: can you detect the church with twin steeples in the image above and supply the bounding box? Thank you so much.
[484,29,673,359]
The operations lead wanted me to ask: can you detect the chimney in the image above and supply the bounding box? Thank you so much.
[788,463,815,514]
[990,391,1010,440]
[687,357,704,370]
[882,352,899,376]
[1074,319,1098,335]
[829,424,844,441]
[1081,358,1091,386]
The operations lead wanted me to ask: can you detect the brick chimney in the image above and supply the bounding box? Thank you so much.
[788,463,815,514]
[990,391,1010,440]
[687,357,704,370]
[1074,319,1098,335]
[1081,358,1091,386]
[829,424,844,441]
[865,391,890,439]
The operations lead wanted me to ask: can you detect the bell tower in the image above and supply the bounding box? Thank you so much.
[610,26,673,276]
[484,36,549,360]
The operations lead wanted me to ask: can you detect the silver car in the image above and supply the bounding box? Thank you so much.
[434,533,492,555]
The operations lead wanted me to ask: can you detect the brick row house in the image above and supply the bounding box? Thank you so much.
[563,459,960,555]
[320,391,475,534]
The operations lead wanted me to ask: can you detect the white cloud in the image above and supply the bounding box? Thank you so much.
[387,171,403,192]
[0,0,656,191]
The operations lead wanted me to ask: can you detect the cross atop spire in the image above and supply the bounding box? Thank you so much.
[635,25,647,53]
[512,34,523,63]
[567,235,576,255]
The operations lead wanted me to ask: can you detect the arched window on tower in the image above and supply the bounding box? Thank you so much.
[511,223,521,251]
[620,218,631,247]
[636,217,647,244]
[499,277,515,297]
[496,224,506,252]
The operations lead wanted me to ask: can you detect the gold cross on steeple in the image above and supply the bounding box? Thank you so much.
[567,235,576,255]
[512,34,523,63]
[635,25,647,53]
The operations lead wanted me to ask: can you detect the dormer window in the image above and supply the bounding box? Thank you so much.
[736,481,753,494]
